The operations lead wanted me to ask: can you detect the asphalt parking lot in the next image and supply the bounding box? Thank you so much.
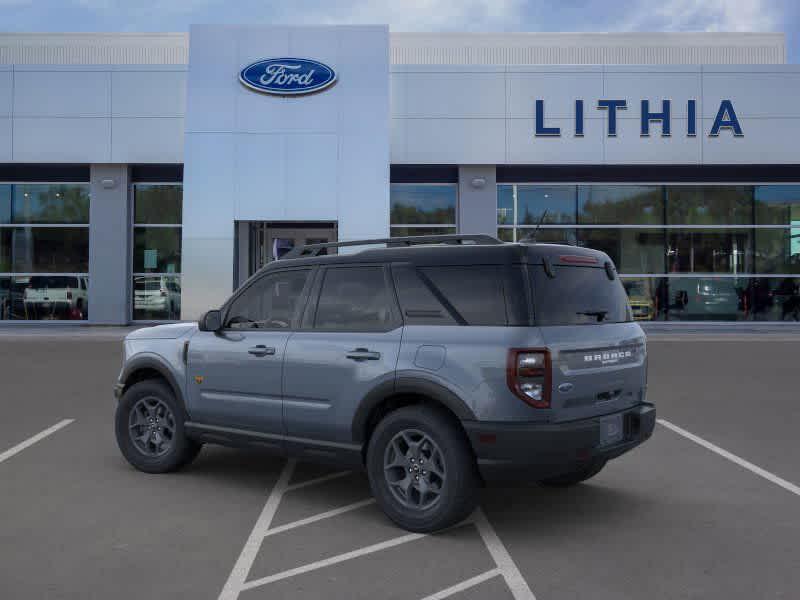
[1,329,799,599]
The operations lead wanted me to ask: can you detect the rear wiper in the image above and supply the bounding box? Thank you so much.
[576,310,608,322]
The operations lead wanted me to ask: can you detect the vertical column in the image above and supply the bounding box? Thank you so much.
[88,164,130,324]
[457,166,497,237]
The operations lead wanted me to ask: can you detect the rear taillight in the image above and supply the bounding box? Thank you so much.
[507,348,551,408]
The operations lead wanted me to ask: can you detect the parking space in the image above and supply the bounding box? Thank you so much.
[1,331,798,599]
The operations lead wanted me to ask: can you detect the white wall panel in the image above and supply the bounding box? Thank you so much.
[402,71,505,118]
[404,118,504,164]
[0,69,11,117]
[234,134,286,221]
[13,117,110,162]
[111,117,184,162]
[184,26,238,133]
[112,70,185,116]
[507,117,604,164]
[338,134,389,241]
[286,134,338,221]
[182,132,235,237]
[0,118,11,160]
[14,70,109,117]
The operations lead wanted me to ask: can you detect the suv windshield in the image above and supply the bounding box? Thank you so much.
[531,265,632,325]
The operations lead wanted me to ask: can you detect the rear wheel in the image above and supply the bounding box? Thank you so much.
[538,460,607,487]
[366,405,478,533]
[115,379,201,473]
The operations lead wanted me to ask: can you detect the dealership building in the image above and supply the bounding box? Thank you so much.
[0,27,799,324]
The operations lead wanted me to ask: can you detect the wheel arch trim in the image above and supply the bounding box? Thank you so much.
[118,354,186,411]
[351,376,476,443]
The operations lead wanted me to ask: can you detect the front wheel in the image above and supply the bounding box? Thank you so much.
[538,460,607,487]
[366,405,479,533]
[115,379,201,473]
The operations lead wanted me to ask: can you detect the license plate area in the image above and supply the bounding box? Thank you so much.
[598,413,624,447]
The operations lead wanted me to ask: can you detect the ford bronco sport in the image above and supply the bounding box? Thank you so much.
[114,234,655,533]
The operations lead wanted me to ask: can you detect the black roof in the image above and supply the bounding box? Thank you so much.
[266,237,612,271]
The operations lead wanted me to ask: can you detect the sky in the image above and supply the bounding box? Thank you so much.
[0,0,797,62]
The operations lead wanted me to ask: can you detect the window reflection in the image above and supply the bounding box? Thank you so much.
[579,186,662,225]
[132,183,183,321]
[132,275,181,320]
[666,229,752,274]
[390,184,457,228]
[666,186,752,225]
[517,185,575,224]
[579,229,664,274]
[0,275,88,320]
[2,184,90,225]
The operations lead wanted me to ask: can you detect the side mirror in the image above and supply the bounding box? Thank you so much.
[199,309,222,332]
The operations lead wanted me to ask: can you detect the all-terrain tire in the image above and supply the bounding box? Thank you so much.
[366,405,479,533]
[115,379,201,474]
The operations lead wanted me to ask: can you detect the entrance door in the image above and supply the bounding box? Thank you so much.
[249,222,337,276]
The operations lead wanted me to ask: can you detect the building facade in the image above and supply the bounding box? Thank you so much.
[0,28,799,324]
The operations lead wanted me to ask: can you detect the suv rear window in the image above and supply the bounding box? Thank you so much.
[531,265,632,326]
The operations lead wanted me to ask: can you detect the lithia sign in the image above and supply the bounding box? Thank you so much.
[535,99,743,138]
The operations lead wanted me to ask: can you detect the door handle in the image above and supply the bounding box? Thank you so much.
[248,345,276,357]
[346,348,381,361]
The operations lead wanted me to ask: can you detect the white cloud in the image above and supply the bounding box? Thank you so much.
[285,0,524,31]
[622,0,780,32]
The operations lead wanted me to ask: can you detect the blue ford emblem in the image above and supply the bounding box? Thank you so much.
[239,58,337,96]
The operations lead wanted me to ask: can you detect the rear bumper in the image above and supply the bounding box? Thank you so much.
[463,403,656,483]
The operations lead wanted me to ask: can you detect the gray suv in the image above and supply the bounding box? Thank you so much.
[114,235,655,532]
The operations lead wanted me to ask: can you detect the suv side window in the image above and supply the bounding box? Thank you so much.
[314,266,396,331]
[391,265,457,325]
[226,269,310,329]
[420,266,507,326]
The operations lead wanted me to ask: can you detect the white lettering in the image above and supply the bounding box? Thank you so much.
[260,63,316,88]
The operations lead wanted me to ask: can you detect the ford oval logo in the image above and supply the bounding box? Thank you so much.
[239,58,337,96]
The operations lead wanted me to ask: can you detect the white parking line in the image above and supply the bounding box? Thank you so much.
[262,498,376,538]
[0,419,74,465]
[218,458,297,600]
[419,568,501,600]
[240,531,427,591]
[474,508,537,600]
[658,418,800,498]
[285,470,352,492]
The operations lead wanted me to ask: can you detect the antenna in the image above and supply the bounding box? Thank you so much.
[519,209,548,243]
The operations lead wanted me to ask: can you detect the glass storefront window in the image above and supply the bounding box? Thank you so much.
[754,185,800,225]
[390,184,457,230]
[390,226,456,237]
[578,229,665,274]
[132,274,181,320]
[1,184,90,224]
[0,183,89,321]
[666,186,752,225]
[132,184,183,320]
[666,277,749,321]
[1,228,90,273]
[578,185,663,225]
[755,228,800,274]
[133,185,182,225]
[516,185,575,224]
[133,228,181,273]
[666,229,752,274]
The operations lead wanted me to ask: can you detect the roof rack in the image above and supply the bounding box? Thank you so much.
[284,234,502,259]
